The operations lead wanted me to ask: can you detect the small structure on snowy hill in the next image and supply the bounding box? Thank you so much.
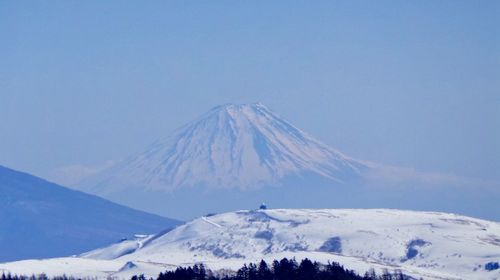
[259,203,267,210]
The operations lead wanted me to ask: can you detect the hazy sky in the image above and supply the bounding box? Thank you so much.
[1,1,499,185]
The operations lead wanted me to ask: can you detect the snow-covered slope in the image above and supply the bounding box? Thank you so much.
[70,103,500,222]
[79,103,366,194]
[2,209,499,280]
[0,165,180,262]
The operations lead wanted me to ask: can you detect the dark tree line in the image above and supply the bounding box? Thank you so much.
[152,258,412,280]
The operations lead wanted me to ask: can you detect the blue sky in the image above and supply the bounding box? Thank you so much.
[1,1,499,185]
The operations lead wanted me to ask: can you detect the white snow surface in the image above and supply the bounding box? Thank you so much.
[2,209,499,280]
[78,103,366,193]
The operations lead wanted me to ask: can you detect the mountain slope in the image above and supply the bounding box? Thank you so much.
[79,103,366,194]
[1,209,499,279]
[74,103,373,219]
[0,165,180,262]
[70,103,500,222]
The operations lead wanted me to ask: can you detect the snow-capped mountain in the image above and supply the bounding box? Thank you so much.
[2,209,499,280]
[79,103,366,194]
[0,165,180,262]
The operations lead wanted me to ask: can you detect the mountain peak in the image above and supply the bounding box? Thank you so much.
[211,102,267,110]
[203,102,274,123]
[79,104,367,194]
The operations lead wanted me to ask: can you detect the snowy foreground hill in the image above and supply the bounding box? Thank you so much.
[2,209,499,280]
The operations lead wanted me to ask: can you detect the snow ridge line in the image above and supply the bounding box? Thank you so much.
[202,216,223,228]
